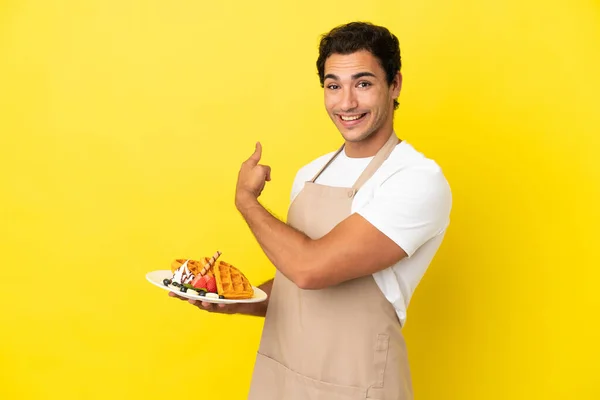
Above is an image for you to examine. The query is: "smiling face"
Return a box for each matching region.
[323,50,401,143]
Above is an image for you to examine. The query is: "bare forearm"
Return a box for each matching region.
[234,146,318,288]
[236,195,313,286]
[232,142,408,293]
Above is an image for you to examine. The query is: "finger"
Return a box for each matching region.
[247,142,262,165]
[169,291,187,300]
[261,164,271,181]
[201,301,213,309]
[189,299,211,310]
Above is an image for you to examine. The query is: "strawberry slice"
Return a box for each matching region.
[191,275,208,290]
[206,276,217,293]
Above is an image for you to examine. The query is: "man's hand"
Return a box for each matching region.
[167,279,273,317]
[236,142,271,211]
[168,291,240,314]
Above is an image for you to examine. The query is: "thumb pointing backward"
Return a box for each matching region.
[248,141,262,164]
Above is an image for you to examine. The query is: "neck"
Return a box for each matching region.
[343,125,396,158]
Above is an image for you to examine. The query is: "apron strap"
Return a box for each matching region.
[352,133,400,191]
[310,133,400,188]
[310,144,345,183]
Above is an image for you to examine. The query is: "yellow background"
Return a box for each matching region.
[1,0,599,399]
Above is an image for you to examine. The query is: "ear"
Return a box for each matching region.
[391,71,402,99]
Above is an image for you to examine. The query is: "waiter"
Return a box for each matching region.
[172,21,452,399]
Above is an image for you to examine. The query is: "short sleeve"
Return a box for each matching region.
[356,167,452,257]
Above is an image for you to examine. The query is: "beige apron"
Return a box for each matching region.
[248,133,413,400]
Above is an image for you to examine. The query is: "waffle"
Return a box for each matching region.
[171,259,187,273]
[213,260,254,299]
[170,259,207,276]
[199,257,215,277]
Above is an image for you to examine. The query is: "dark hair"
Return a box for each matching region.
[316,22,402,109]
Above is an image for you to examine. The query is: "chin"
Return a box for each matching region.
[339,127,374,143]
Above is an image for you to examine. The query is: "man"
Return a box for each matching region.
[171,21,452,399]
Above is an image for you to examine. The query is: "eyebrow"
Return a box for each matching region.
[324,72,377,81]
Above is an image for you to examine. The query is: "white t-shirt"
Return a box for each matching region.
[290,140,452,326]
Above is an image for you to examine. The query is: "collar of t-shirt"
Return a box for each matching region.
[314,148,375,187]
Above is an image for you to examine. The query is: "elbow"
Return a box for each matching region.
[288,239,329,290]
[295,274,319,290]
[292,263,327,290]
[289,262,315,290]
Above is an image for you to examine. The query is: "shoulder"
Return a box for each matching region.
[356,142,452,257]
[364,140,453,231]
[378,141,451,195]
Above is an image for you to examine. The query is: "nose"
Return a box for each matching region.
[340,87,358,112]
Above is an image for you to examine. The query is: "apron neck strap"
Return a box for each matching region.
[309,144,345,183]
[352,133,399,190]
[309,132,400,187]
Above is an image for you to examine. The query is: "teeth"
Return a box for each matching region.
[340,114,364,121]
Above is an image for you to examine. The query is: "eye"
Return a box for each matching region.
[327,84,340,90]
[357,81,372,88]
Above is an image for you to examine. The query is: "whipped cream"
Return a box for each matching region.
[171,260,195,284]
